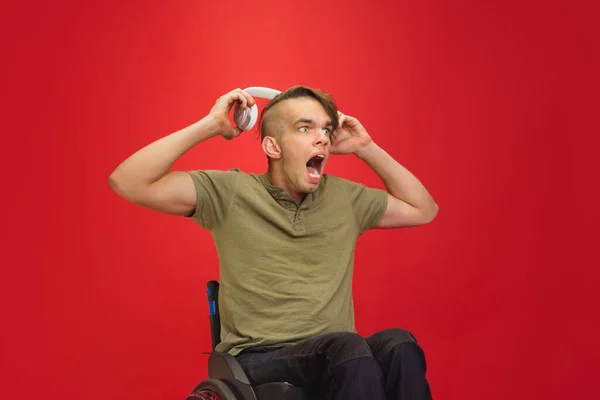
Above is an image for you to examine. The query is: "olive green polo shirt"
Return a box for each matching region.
[187,169,388,355]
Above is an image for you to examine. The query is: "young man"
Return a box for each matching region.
[109,86,438,399]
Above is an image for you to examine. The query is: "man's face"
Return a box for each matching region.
[266,97,335,200]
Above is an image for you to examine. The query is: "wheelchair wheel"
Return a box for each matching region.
[186,378,237,400]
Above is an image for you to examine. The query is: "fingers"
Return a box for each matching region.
[210,88,257,140]
[221,88,256,110]
[223,125,243,140]
[337,111,358,127]
[337,111,347,126]
[231,92,248,110]
[239,89,256,108]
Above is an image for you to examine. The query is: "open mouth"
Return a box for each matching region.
[306,153,325,181]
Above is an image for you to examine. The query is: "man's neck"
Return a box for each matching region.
[265,167,305,202]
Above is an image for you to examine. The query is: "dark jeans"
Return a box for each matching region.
[235,328,432,400]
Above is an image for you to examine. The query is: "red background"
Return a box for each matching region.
[1,0,598,399]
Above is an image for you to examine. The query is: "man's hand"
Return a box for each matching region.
[331,111,374,155]
[209,88,256,140]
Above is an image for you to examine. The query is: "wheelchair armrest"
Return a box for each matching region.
[208,351,258,400]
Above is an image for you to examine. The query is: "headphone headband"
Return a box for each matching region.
[243,87,281,100]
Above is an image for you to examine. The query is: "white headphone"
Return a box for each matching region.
[233,87,281,131]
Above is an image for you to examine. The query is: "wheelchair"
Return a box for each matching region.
[186,281,312,400]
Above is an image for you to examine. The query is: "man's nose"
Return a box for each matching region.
[314,130,330,146]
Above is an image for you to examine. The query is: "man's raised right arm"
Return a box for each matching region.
[108,89,255,216]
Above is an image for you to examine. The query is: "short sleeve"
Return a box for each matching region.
[339,178,389,233]
[186,169,241,230]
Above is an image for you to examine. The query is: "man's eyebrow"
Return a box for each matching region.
[294,118,333,127]
[294,118,314,125]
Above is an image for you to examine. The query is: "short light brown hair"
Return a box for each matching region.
[258,85,339,141]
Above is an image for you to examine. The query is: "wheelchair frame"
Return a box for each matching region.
[186,281,310,400]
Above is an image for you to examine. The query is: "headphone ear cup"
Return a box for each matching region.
[233,103,259,131]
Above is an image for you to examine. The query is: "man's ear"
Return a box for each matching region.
[262,136,282,160]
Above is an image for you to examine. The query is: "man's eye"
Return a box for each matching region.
[299,126,309,133]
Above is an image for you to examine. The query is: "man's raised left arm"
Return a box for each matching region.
[332,111,439,229]
[356,142,438,228]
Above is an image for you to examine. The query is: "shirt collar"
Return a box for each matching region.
[256,173,315,210]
